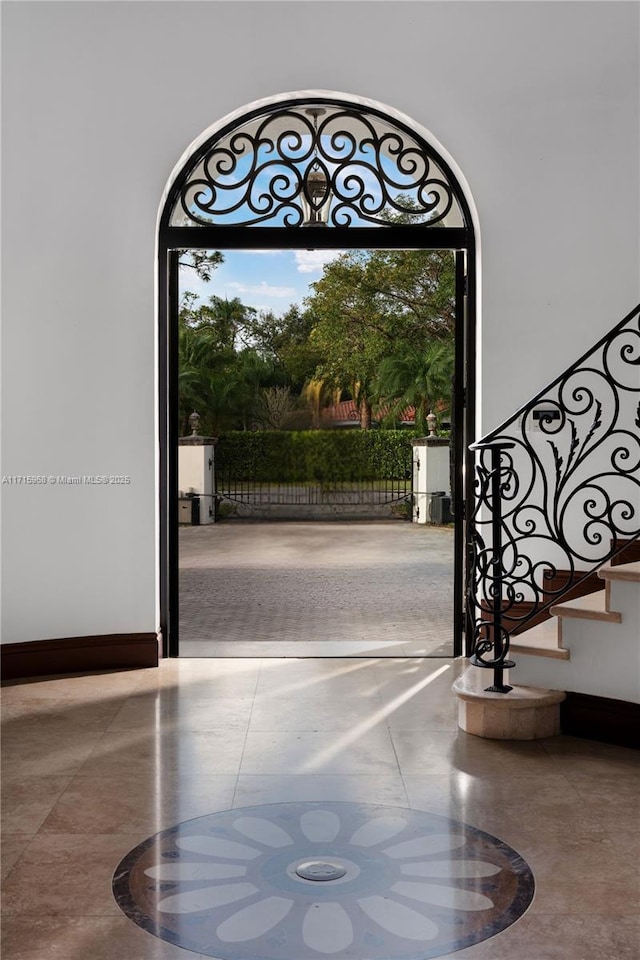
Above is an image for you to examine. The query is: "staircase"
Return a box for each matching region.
[511,560,640,704]
[458,303,640,744]
[455,558,640,743]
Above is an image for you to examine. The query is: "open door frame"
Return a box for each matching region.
[159,230,475,659]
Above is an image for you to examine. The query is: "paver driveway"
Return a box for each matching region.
[179,521,454,657]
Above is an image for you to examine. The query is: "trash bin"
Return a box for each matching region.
[178,493,200,525]
[429,491,453,524]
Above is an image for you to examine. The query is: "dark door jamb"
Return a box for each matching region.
[159,229,476,660]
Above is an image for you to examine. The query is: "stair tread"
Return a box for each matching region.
[550,590,621,622]
[510,619,570,660]
[599,560,640,583]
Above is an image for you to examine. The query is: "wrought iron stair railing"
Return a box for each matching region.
[467,303,640,692]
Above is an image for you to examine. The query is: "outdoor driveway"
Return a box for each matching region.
[179,521,454,657]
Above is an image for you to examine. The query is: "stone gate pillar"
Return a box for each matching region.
[178,412,217,524]
[411,436,451,524]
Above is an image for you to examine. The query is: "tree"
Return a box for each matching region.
[178,289,276,433]
[232,349,283,431]
[178,250,289,433]
[374,339,455,433]
[178,321,237,435]
[244,305,324,391]
[180,293,256,350]
[301,378,342,429]
[303,249,455,427]
[178,334,281,435]
[178,250,224,282]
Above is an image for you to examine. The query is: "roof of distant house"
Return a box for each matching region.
[320,400,416,424]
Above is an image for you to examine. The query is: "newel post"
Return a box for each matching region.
[470,441,516,693]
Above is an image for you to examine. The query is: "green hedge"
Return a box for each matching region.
[215,430,420,483]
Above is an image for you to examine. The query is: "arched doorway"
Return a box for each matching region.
[158,91,478,658]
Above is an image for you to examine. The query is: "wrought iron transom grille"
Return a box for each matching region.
[168,103,464,229]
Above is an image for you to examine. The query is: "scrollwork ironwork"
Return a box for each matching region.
[170,106,462,228]
[467,305,640,681]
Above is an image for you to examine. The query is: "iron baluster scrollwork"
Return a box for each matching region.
[170,106,463,229]
[468,443,516,692]
[467,304,640,686]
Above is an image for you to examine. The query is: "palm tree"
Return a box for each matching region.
[232,349,279,431]
[301,378,345,429]
[178,338,237,435]
[351,378,376,430]
[374,339,455,433]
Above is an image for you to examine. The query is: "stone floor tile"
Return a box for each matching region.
[446,914,640,959]
[540,735,640,776]
[233,773,409,807]
[500,830,640,883]
[1,775,73,834]
[75,727,247,778]
[528,878,640,915]
[0,917,203,960]
[0,836,31,880]
[39,774,236,834]
[254,656,383,699]
[384,695,458,731]
[403,771,584,822]
[391,728,551,777]
[107,692,253,731]
[1,730,104,777]
[248,694,387,732]
[1,697,123,730]
[561,784,640,838]
[0,670,143,701]
[1,835,143,917]
[134,658,262,697]
[566,773,640,808]
[240,727,399,775]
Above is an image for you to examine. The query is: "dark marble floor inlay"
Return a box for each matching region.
[113,801,534,960]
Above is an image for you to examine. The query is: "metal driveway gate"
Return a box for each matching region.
[214,445,413,520]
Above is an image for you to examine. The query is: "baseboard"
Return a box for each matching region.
[1,633,160,682]
[560,691,640,749]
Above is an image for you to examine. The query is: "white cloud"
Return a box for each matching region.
[177,270,211,302]
[294,249,343,274]
[226,281,296,298]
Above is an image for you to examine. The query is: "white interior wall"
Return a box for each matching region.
[2,1,638,645]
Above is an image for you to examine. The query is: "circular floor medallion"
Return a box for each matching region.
[113,801,534,960]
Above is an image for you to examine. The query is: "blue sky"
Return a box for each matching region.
[179,248,344,315]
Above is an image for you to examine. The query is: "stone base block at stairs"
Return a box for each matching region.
[453,666,566,740]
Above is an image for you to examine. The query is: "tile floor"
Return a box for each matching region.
[2,656,640,960]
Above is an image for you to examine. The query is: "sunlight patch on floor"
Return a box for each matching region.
[302,665,451,772]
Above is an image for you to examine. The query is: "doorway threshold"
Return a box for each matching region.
[179,639,453,658]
